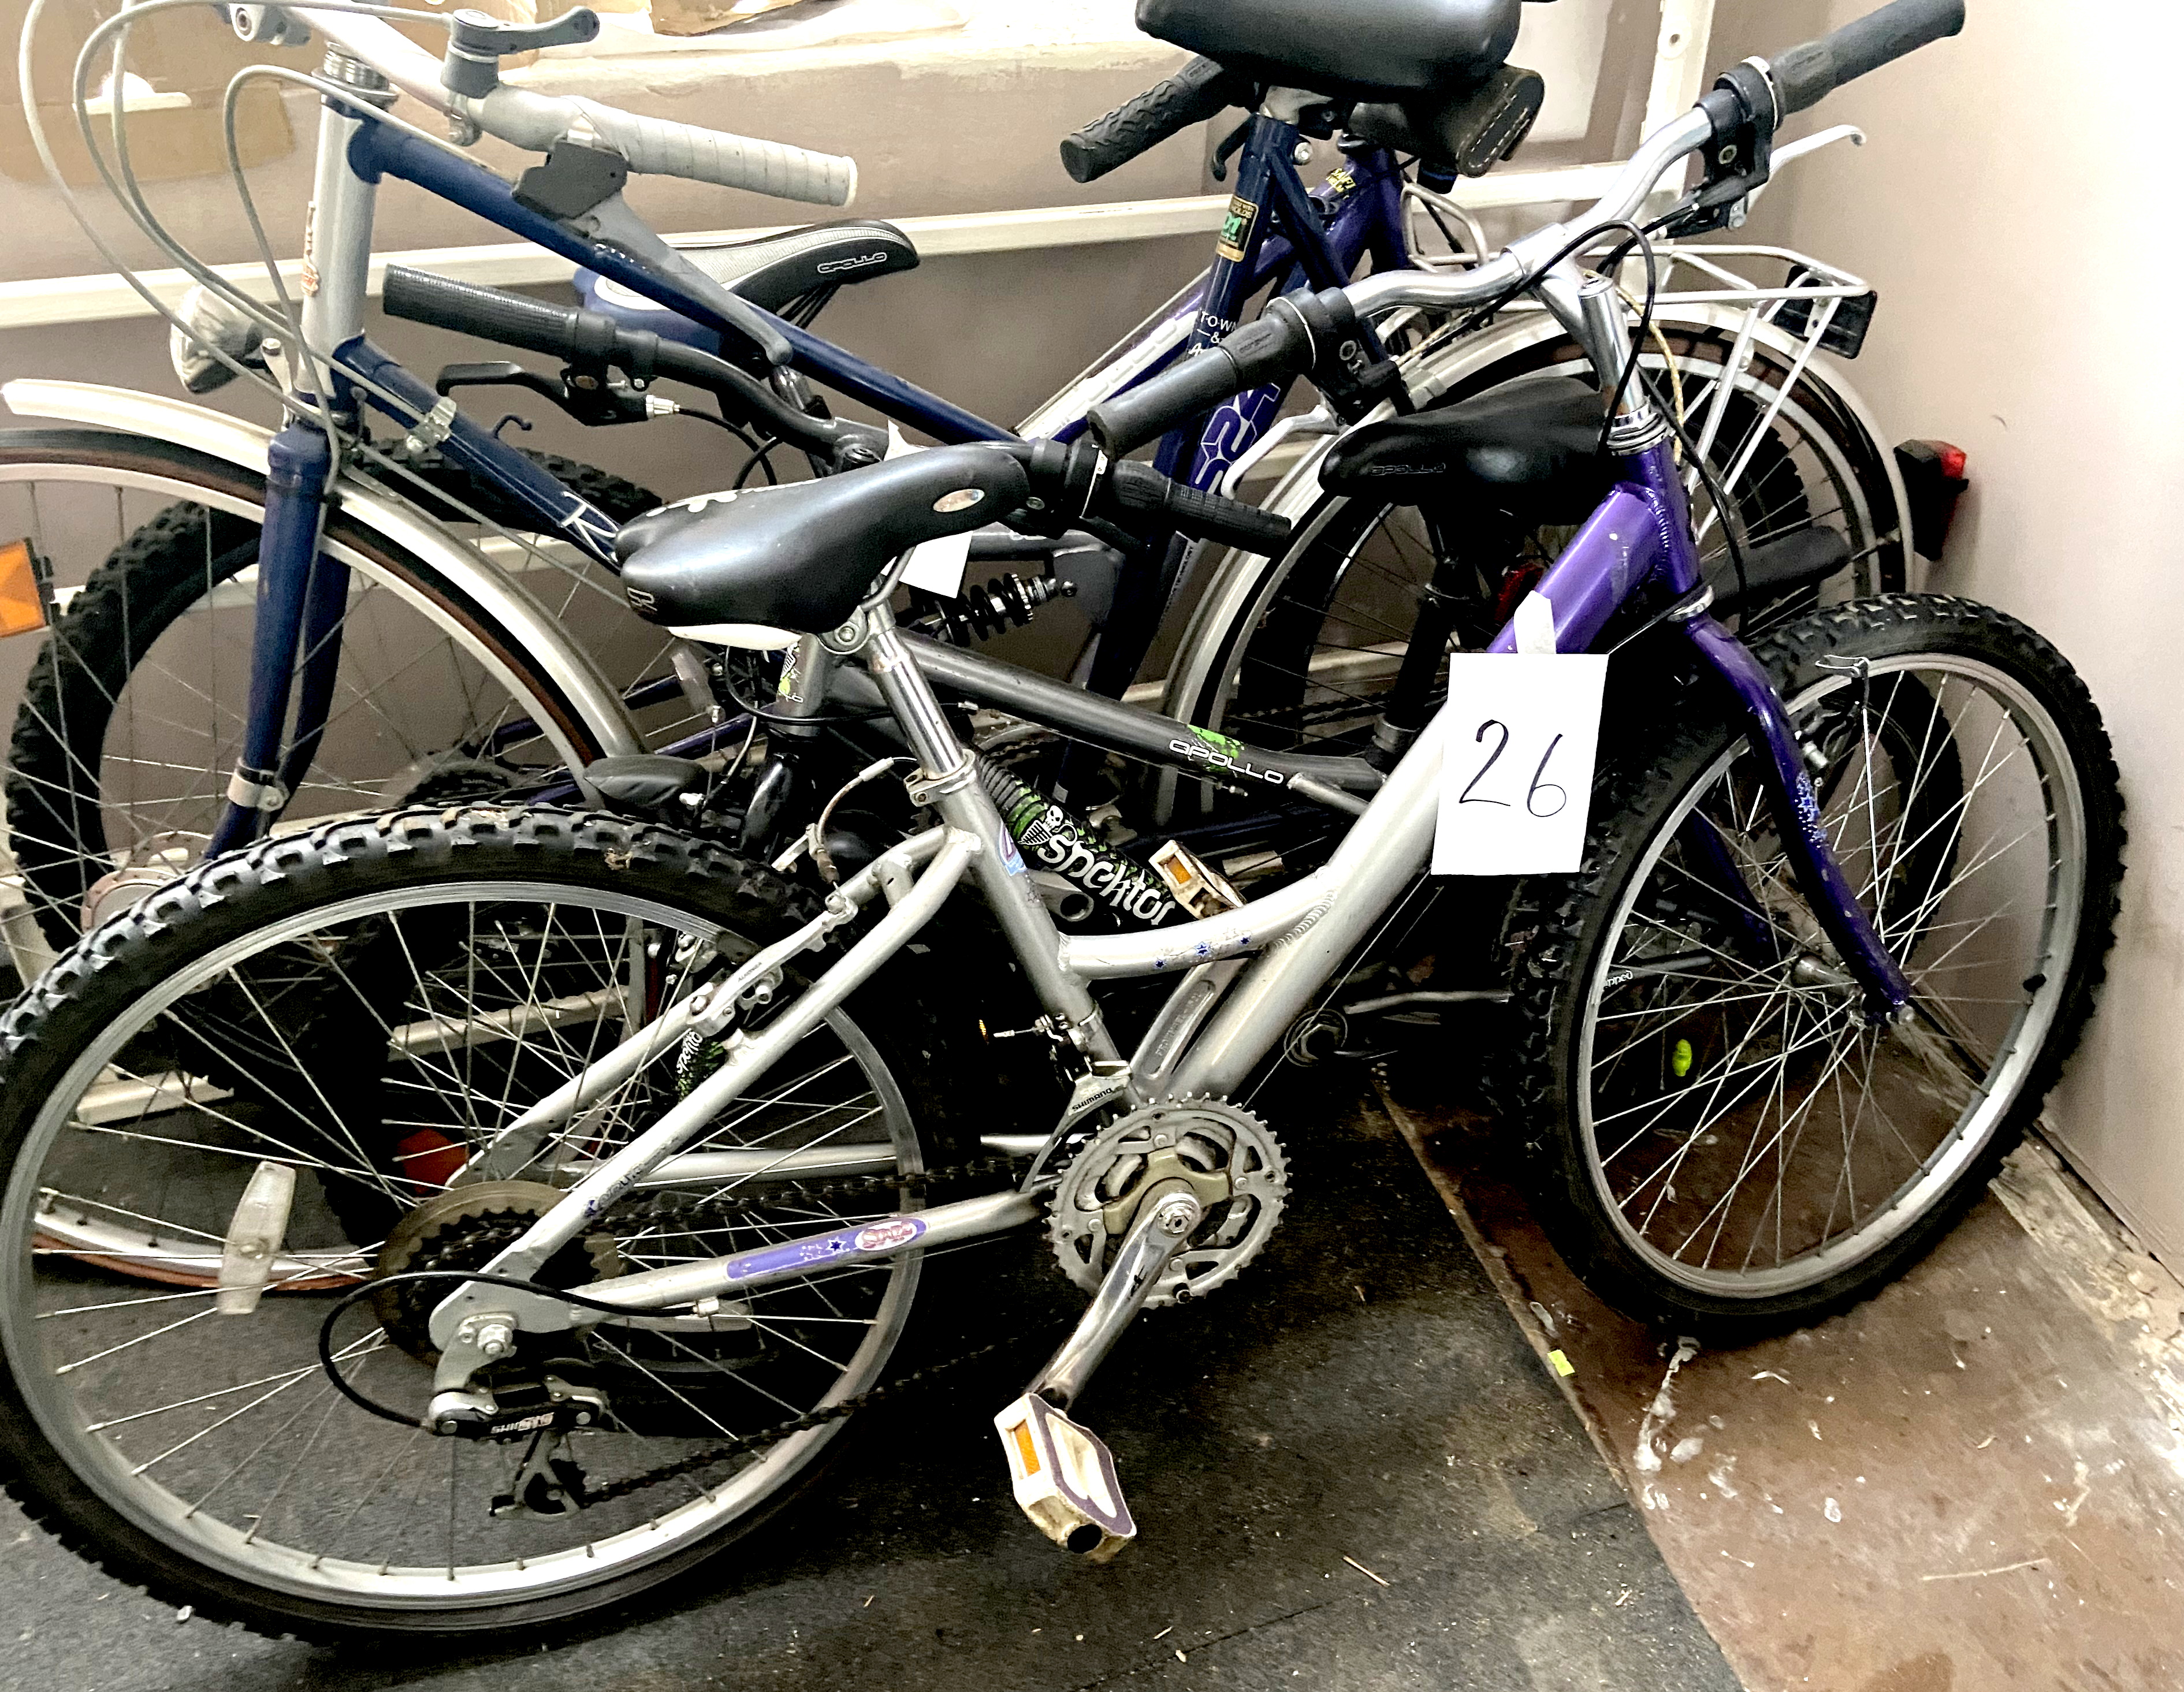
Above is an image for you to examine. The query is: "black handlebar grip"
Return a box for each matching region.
[1059,57,1248,185]
[1087,312,1313,456]
[381,266,607,364]
[1768,0,1965,116]
[1104,460,1293,556]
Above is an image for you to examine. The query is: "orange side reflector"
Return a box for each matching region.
[1010,1419,1042,1477]
[0,540,48,639]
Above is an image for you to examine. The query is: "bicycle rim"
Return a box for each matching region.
[1576,653,2084,1298]
[0,878,922,1612]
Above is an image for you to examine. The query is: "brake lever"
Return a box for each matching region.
[436,361,565,403]
[433,360,655,427]
[578,196,796,371]
[1661,60,1779,237]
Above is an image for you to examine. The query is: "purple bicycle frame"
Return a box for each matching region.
[1491,435,1914,1019]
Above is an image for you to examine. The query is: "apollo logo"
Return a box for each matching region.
[1169,736,1286,785]
[815,251,891,275]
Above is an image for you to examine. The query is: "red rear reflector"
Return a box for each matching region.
[1936,444,1967,480]
[393,1130,468,1189]
[0,540,47,639]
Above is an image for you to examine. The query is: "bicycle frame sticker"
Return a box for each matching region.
[983,760,1187,926]
[1167,730,1286,787]
[1215,194,1259,263]
[724,1216,927,1283]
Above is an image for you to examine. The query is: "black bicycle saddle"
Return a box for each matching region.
[1318,377,1612,525]
[616,446,1030,634]
[1137,0,1520,101]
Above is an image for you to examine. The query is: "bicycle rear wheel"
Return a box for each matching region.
[0,807,942,1639]
[1163,326,1900,788]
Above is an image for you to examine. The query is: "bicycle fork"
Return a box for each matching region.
[206,420,348,858]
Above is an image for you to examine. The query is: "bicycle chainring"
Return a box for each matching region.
[1047,1097,1287,1307]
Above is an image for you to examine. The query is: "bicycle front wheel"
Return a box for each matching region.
[0,431,661,958]
[1505,597,2123,1334]
[0,807,940,1639]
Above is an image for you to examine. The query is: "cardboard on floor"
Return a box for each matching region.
[1390,1080,2184,1692]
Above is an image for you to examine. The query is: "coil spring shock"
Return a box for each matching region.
[913,572,1077,646]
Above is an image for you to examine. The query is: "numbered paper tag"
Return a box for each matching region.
[1433,654,1608,877]
[883,423,973,598]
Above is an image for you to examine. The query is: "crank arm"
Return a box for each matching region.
[1028,1182,1204,1409]
[995,1181,1207,1560]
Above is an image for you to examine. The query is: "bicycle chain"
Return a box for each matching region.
[625,1151,1029,1235]
[575,1151,1039,1508]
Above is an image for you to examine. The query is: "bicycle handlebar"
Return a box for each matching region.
[267,3,856,206]
[1059,57,1253,184]
[457,87,858,207]
[1088,306,1315,456]
[1767,0,1965,117]
[383,263,596,364]
[379,264,846,452]
[1092,0,1966,451]
[1102,459,1292,554]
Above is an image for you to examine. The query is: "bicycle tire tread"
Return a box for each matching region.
[1499,594,2125,1337]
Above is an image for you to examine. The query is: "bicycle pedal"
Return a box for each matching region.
[994,1393,1136,1561]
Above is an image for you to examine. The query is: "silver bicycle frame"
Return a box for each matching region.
[424,587,1446,1379]
[416,85,1813,1398]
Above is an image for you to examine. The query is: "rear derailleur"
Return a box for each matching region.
[432,1366,613,1520]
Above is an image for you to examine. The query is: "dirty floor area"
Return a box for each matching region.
[1392,1074,2184,1692]
[1,1087,1739,1692]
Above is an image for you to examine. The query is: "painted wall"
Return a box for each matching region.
[1735,0,2184,1262]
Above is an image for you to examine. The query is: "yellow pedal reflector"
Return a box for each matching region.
[0,539,49,638]
[994,1392,1135,1561]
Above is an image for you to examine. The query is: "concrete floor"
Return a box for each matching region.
[0,1087,1737,1692]
[1391,1071,2184,1692]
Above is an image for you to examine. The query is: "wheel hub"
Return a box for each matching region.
[373,1180,620,1364]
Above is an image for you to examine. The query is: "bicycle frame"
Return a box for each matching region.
[422,356,1917,1387]
[209,62,1408,856]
